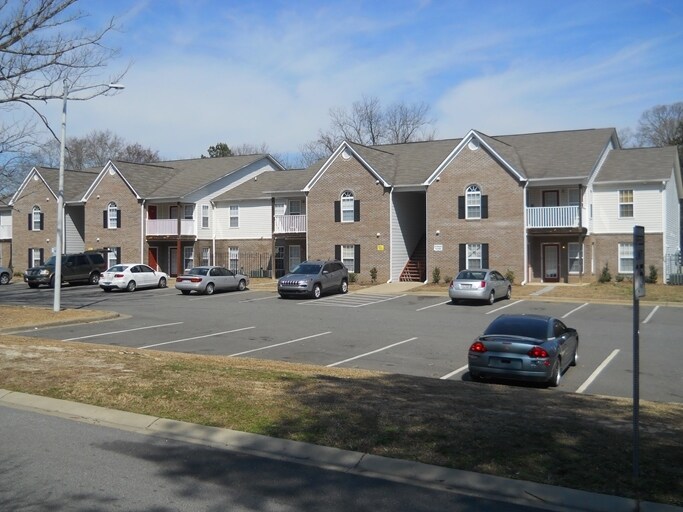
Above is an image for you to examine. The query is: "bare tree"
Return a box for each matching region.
[299,96,436,167]
[635,102,683,147]
[0,0,126,192]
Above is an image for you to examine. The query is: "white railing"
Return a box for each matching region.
[146,219,195,236]
[0,225,11,239]
[526,206,580,228]
[274,214,306,233]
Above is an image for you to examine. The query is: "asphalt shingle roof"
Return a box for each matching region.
[37,167,101,202]
[595,146,678,183]
[214,168,317,201]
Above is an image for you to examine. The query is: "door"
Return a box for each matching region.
[289,245,301,271]
[542,190,559,207]
[148,247,158,270]
[169,247,177,277]
[543,244,560,282]
[148,205,157,220]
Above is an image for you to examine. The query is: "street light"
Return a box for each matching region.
[53,80,125,312]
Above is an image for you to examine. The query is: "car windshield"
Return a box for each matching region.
[44,256,57,266]
[291,264,322,275]
[187,268,209,276]
[107,265,127,272]
[484,317,549,340]
[457,270,487,281]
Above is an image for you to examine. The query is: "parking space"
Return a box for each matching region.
[3,283,681,403]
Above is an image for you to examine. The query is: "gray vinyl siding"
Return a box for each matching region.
[65,206,85,253]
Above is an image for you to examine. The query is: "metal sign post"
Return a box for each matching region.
[633,225,645,480]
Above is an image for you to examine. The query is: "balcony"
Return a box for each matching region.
[526,206,580,229]
[274,214,306,234]
[146,219,195,236]
[0,225,11,239]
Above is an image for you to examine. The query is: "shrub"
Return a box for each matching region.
[432,267,441,284]
[348,272,357,283]
[369,267,378,284]
[505,269,515,284]
[443,276,453,285]
[615,274,624,283]
[598,263,612,283]
[647,265,658,284]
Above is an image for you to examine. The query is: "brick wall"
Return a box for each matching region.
[591,232,664,283]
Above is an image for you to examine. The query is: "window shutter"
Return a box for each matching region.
[354,244,361,273]
[482,243,489,269]
[39,248,44,264]
[335,245,341,260]
[334,201,341,222]
[481,195,488,219]
[354,200,360,222]
[103,210,107,228]
[39,213,44,230]
[458,196,465,219]
[28,213,32,231]
[28,251,31,269]
[116,247,122,264]
[116,210,122,228]
[459,244,466,271]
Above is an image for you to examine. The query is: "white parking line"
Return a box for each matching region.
[300,294,406,308]
[562,302,589,318]
[63,322,183,341]
[576,349,620,394]
[138,326,255,349]
[326,337,418,367]
[240,295,279,303]
[440,365,469,380]
[416,300,451,312]
[643,306,659,324]
[486,300,524,314]
[229,332,332,357]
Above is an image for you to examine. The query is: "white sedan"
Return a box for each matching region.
[100,264,168,292]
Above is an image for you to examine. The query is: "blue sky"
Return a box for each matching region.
[53,0,683,162]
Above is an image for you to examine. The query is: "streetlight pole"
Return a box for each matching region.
[53,81,124,312]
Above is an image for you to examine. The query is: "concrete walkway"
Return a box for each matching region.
[354,281,427,294]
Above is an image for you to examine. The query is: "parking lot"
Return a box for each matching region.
[1,281,681,404]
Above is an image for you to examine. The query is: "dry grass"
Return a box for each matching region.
[1,302,683,505]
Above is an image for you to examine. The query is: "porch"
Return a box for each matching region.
[274,214,306,234]
[146,219,195,236]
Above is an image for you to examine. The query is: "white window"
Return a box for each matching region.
[183,247,194,271]
[568,243,583,274]
[341,244,355,270]
[107,247,119,268]
[201,247,211,266]
[466,185,481,219]
[229,205,239,228]
[30,248,42,267]
[229,247,239,272]
[184,205,194,219]
[341,191,354,222]
[619,242,634,273]
[201,205,209,229]
[107,202,118,229]
[568,189,580,206]
[466,243,482,269]
[619,190,633,218]
[32,206,42,231]
[289,200,302,215]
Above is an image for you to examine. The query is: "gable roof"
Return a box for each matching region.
[595,146,681,184]
[11,166,100,205]
[214,168,318,202]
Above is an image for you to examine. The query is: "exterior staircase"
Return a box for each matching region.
[400,238,426,282]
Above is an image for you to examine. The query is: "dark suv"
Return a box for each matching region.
[278,259,349,299]
[24,251,107,288]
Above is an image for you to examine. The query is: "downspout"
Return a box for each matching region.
[388,187,394,283]
[176,201,182,276]
[271,197,276,280]
[522,182,528,285]
[141,199,146,263]
[211,200,216,266]
[578,184,584,282]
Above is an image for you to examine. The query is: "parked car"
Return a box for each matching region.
[0,266,11,285]
[449,269,511,305]
[24,251,107,288]
[468,314,579,387]
[100,264,168,292]
[278,259,349,299]
[175,266,249,295]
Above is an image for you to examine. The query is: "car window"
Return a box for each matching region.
[491,271,503,280]
[457,271,486,280]
[553,320,566,338]
[141,265,153,273]
[131,266,140,273]
[292,264,322,274]
[224,268,234,277]
[76,255,88,266]
[108,265,126,272]
[209,268,219,276]
[188,268,208,276]
[88,254,105,265]
[484,316,549,340]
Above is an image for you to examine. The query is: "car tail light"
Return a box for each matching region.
[190,277,202,283]
[528,346,549,358]
[469,341,487,353]
[114,274,124,278]
[480,281,487,288]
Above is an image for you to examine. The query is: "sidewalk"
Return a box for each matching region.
[1,388,679,512]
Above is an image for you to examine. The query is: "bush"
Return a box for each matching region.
[598,263,612,283]
[615,274,624,283]
[505,269,515,284]
[369,267,378,284]
[647,265,658,284]
[432,267,441,284]
[348,272,357,283]
[443,276,452,285]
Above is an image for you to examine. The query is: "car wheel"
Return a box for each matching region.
[204,283,215,295]
[549,359,562,387]
[28,282,39,289]
[158,277,167,288]
[89,272,100,285]
[102,287,112,293]
[312,283,322,299]
[126,280,137,292]
[505,286,512,300]
[339,279,348,294]
[469,371,482,382]
[181,290,191,295]
[0,273,9,285]
[571,342,579,367]
[238,279,246,291]
[49,275,55,288]
[278,293,288,299]
[487,290,495,305]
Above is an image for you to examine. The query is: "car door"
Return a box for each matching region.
[553,320,572,369]
[321,263,334,292]
[223,268,238,290]
[492,271,506,297]
[139,265,155,288]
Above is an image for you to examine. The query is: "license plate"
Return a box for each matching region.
[461,284,471,288]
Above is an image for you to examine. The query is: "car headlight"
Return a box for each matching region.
[39,269,50,275]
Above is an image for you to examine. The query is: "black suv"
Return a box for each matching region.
[278,259,349,299]
[24,251,108,288]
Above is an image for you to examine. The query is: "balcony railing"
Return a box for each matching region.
[0,225,11,239]
[526,206,580,228]
[274,214,306,233]
[146,219,195,236]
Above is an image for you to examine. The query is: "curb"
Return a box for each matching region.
[0,310,120,334]
[0,389,680,512]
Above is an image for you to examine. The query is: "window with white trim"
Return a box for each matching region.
[107,247,120,268]
[466,243,482,269]
[201,205,209,228]
[184,205,194,219]
[288,245,301,271]
[619,190,633,218]
[201,247,210,266]
[465,185,481,219]
[618,242,634,273]
[107,202,118,229]
[341,191,354,222]
[30,248,42,267]
[229,205,239,228]
[289,200,301,215]
[229,247,239,272]
[32,206,42,231]
[183,247,194,271]
[568,243,583,274]
[341,244,355,270]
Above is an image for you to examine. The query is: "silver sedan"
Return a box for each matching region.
[175,266,249,295]
[448,269,511,305]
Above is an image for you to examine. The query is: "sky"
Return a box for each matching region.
[38,0,683,164]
